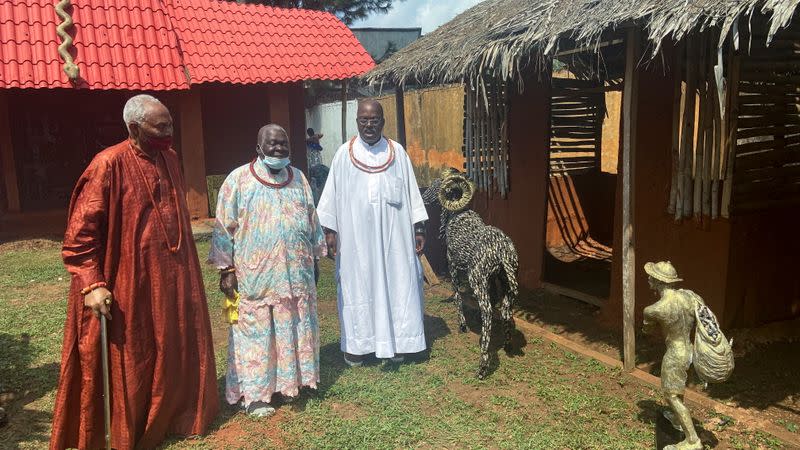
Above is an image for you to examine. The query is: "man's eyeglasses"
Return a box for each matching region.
[357,118,382,126]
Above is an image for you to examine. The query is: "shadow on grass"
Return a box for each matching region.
[0,333,58,449]
[457,300,529,379]
[636,399,721,449]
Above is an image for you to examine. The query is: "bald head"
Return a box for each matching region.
[357,99,384,116]
[258,124,287,143]
[257,123,290,160]
[356,99,385,145]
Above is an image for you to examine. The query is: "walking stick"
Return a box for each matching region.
[100,314,112,450]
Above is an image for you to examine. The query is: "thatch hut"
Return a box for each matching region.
[365,0,800,369]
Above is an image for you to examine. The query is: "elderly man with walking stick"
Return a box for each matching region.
[50,94,219,450]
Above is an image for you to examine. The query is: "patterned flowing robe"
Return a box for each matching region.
[208,163,326,406]
[51,141,219,450]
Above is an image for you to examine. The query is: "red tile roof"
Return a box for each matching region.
[0,0,374,90]
[168,0,375,84]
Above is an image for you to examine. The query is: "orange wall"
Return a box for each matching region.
[472,77,552,289]
[378,85,465,185]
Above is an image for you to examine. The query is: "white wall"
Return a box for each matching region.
[305,100,360,166]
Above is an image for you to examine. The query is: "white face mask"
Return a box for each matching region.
[262,155,290,170]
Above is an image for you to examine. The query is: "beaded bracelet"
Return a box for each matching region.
[80,281,108,295]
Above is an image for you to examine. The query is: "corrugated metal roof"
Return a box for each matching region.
[0,0,374,90]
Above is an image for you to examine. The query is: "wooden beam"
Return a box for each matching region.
[268,83,291,130]
[541,282,605,307]
[0,91,20,212]
[395,86,407,147]
[288,82,308,174]
[621,28,639,372]
[179,90,210,219]
[554,38,625,57]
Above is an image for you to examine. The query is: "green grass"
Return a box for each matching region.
[0,237,786,449]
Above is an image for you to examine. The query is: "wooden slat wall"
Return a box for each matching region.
[549,78,605,175]
[732,28,800,213]
[462,81,510,197]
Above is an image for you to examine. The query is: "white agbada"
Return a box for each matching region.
[317,136,428,358]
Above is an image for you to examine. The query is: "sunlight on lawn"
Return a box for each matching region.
[0,238,781,450]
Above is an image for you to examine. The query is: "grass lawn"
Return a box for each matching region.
[0,237,786,449]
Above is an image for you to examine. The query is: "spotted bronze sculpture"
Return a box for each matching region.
[423,168,519,379]
[643,261,734,450]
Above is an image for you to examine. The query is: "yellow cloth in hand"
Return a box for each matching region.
[224,291,240,324]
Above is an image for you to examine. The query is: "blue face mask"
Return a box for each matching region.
[262,155,290,170]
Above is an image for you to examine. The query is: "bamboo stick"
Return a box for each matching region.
[711,65,722,219]
[465,85,473,177]
[677,36,697,221]
[735,146,800,170]
[472,89,480,185]
[703,34,717,221]
[669,41,685,214]
[694,34,708,222]
[722,53,741,218]
[739,104,800,115]
[736,125,800,139]
[490,81,500,195]
[480,92,489,193]
[737,115,800,128]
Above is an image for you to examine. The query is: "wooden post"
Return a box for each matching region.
[0,91,21,212]
[395,86,407,147]
[178,90,210,219]
[721,53,740,218]
[341,80,348,144]
[288,82,308,174]
[668,41,684,215]
[621,28,639,372]
[268,83,291,129]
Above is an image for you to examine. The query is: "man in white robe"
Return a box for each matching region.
[317,99,428,365]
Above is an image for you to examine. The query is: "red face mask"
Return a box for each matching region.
[140,130,172,152]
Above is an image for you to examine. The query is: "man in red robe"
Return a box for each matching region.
[50,94,219,450]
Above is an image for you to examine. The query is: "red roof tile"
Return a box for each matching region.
[167,0,374,84]
[0,0,188,90]
[0,0,374,90]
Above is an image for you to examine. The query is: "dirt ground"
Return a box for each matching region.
[513,285,800,439]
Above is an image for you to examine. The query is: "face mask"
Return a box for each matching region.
[140,131,172,151]
[262,155,290,170]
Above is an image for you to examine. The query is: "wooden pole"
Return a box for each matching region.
[677,36,697,221]
[668,41,684,215]
[622,28,639,372]
[694,36,707,222]
[341,80,348,144]
[395,86,407,147]
[722,53,741,217]
[179,90,210,219]
[0,91,20,212]
[465,85,473,177]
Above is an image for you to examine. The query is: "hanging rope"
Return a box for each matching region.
[55,0,80,81]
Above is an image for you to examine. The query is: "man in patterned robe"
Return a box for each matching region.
[209,124,326,417]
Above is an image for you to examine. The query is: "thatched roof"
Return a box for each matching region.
[364,0,800,87]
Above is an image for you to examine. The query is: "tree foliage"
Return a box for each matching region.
[233,0,399,25]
